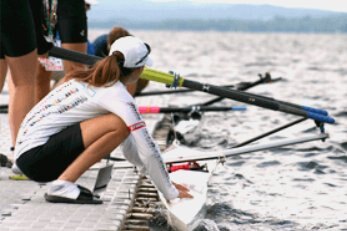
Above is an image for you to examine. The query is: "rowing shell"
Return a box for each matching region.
[158,132,328,230]
[159,145,219,231]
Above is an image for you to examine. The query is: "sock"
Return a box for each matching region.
[11,163,23,174]
[48,180,80,199]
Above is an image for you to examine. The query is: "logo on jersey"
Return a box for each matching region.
[127,102,142,120]
[128,121,146,131]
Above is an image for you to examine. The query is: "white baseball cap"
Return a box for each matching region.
[108,36,153,68]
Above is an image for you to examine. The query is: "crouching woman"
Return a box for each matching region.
[14,36,192,204]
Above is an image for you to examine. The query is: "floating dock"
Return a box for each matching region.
[0,93,171,231]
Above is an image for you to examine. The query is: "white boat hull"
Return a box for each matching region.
[158,133,328,230]
[159,146,218,230]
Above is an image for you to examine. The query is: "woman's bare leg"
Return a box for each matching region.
[0,59,8,93]
[61,43,87,74]
[58,113,130,182]
[35,54,52,102]
[6,49,38,145]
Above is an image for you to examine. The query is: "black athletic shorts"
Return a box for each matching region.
[16,123,85,183]
[0,0,37,58]
[56,0,87,43]
[29,0,53,55]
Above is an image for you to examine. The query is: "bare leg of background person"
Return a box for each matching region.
[61,43,87,74]
[6,50,38,145]
[0,59,8,93]
[35,54,52,102]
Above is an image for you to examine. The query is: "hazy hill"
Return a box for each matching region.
[87,0,347,32]
[88,0,336,22]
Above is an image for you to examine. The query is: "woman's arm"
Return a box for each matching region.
[97,86,179,200]
[126,124,179,200]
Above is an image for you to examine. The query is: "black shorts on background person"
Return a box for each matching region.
[56,0,88,44]
[56,0,88,74]
[0,0,37,58]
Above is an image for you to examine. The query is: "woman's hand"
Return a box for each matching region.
[173,182,193,199]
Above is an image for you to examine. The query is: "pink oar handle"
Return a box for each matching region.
[138,106,161,114]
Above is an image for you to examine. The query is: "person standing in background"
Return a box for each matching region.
[1,0,54,163]
[4,0,89,104]
[1,0,89,169]
[56,0,88,74]
[1,0,54,101]
[31,0,90,102]
[38,0,96,99]
[0,0,38,147]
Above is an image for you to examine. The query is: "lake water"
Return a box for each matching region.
[92,30,347,230]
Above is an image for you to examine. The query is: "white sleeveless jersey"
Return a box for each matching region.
[15,79,178,200]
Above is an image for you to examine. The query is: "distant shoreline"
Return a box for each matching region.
[89,27,347,34]
[88,16,347,33]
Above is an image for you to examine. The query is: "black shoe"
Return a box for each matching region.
[0,153,13,168]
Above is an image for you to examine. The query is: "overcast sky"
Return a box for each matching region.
[151,0,347,13]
